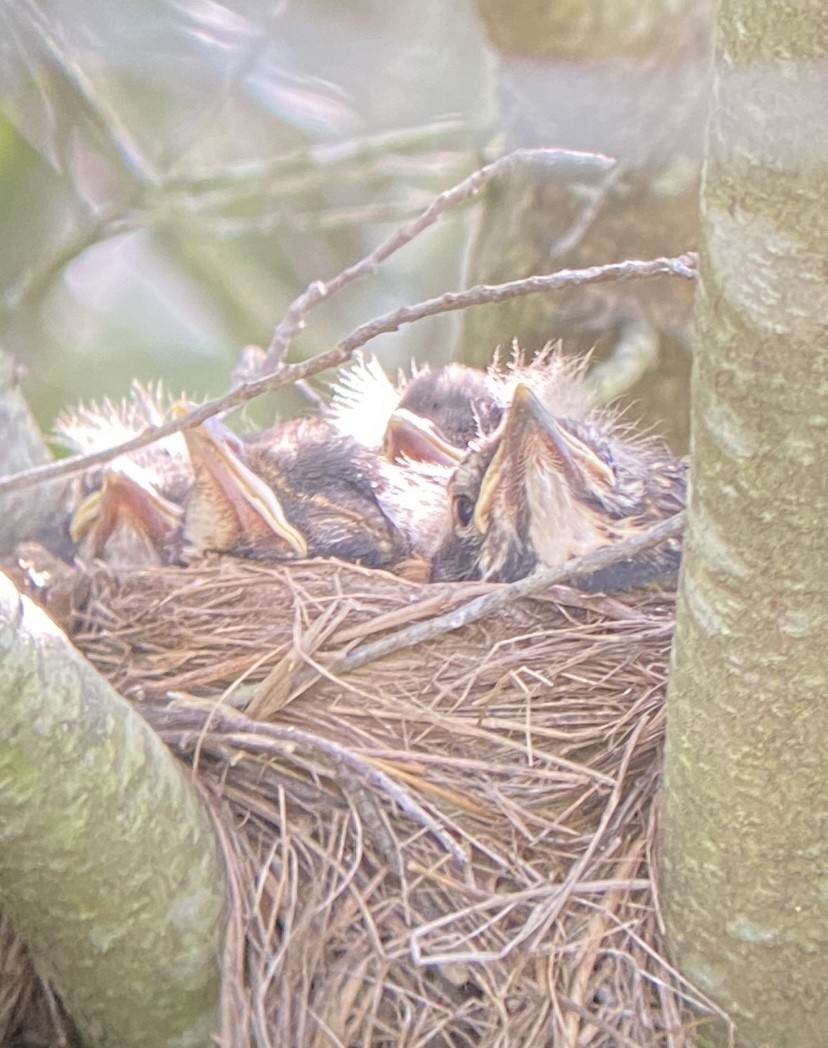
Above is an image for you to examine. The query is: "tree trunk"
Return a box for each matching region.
[461,0,712,450]
[0,573,226,1047]
[0,348,70,558]
[660,1,828,1044]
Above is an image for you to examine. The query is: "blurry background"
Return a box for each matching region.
[0,0,709,447]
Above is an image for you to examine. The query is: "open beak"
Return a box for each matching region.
[383,408,465,467]
[71,462,182,564]
[176,405,308,557]
[474,383,615,533]
[70,490,104,546]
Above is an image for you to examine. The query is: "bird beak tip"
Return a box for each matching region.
[385,410,463,467]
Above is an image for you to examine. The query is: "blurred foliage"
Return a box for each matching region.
[0,0,702,451]
[0,0,490,431]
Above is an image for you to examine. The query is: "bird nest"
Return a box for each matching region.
[3,552,713,1047]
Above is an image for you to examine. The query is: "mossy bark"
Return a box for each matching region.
[0,347,70,557]
[0,573,225,1047]
[660,1,828,1044]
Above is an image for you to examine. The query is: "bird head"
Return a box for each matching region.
[328,357,504,466]
[382,407,465,468]
[70,461,183,567]
[56,383,190,566]
[176,406,308,559]
[432,383,637,583]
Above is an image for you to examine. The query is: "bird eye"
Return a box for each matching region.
[454,494,474,528]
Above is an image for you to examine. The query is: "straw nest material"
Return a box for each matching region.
[5,552,714,1047]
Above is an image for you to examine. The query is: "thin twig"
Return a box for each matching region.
[163,117,469,193]
[548,161,627,261]
[334,511,686,675]
[161,703,469,869]
[262,146,617,368]
[0,255,695,497]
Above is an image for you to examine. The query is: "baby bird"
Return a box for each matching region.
[54,383,189,567]
[325,357,499,559]
[328,346,592,462]
[180,413,410,570]
[430,382,687,591]
[384,363,504,466]
[327,355,504,467]
[328,347,603,564]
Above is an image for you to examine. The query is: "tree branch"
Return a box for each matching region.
[0,253,696,498]
[0,572,226,1048]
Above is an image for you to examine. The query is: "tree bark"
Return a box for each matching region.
[0,347,71,557]
[463,0,712,450]
[0,572,226,1047]
[660,1,828,1044]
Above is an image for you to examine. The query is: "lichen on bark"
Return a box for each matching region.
[0,573,226,1048]
[660,1,828,1044]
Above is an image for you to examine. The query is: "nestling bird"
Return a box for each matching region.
[430,382,687,590]
[69,461,184,567]
[53,348,680,587]
[384,363,504,466]
[54,383,190,567]
[327,347,604,564]
[328,347,593,464]
[57,384,416,571]
[325,356,506,558]
[327,355,504,467]
[180,413,411,569]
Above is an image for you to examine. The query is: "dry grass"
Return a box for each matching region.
[5,555,716,1047]
[0,912,80,1047]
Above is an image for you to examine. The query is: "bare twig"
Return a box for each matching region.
[334,511,687,675]
[262,146,617,368]
[548,161,627,261]
[164,117,470,194]
[3,121,468,315]
[0,255,695,498]
[163,704,468,868]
